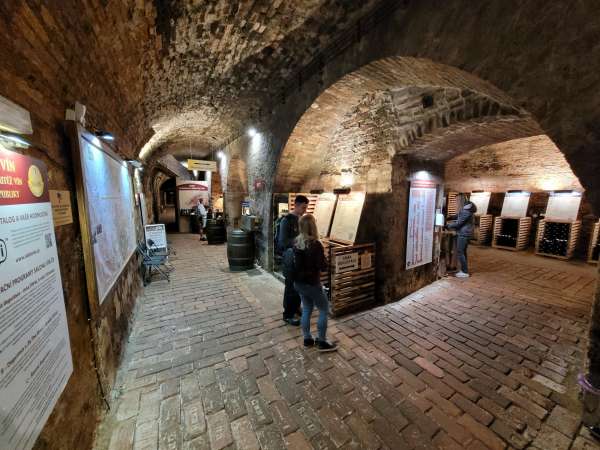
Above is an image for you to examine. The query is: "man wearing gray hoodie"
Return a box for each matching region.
[448,201,477,278]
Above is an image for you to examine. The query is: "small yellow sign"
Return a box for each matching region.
[50,190,73,226]
[187,159,217,172]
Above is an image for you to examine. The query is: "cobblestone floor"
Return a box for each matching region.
[94,234,600,450]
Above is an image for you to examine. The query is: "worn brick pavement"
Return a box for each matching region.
[94,235,600,450]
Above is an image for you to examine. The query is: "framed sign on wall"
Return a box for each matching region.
[406,179,437,269]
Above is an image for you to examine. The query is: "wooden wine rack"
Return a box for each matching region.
[492,216,532,251]
[446,192,459,218]
[288,193,318,215]
[322,239,376,316]
[471,214,493,245]
[589,221,600,264]
[535,219,581,260]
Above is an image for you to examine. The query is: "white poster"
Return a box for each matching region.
[79,136,137,304]
[145,224,167,250]
[0,148,73,450]
[406,180,437,269]
[470,192,491,215]
[501,192,530,218]
[330,192,365,243]
[313,193,336,238]
[176,180,210,210]
[545,194,582,221]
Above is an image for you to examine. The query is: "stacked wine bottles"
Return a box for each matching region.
[535,219,581,260]
[493,217,532,251]
[496,219,519,247]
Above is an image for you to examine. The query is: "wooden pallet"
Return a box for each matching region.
[492,216,532,251]
[589,221,600,264]
[535,219,581,260]
[471,214,493,245]
[322,239,375,316]
[446,192,459,218]
[288,193,318,215]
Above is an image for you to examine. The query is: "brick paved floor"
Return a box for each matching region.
[94,235,600,450]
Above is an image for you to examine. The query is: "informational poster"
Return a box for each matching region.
[0,148,73,450]
[176,180,210,211]
[329,192,365,243]
[501,192,530,218]
[406,180,437,269]
[545,193,582,221]
[335,253,359,273]
[49,190,73,226]
[313,193,336,238]
[78,134,137,304]
[145,224,167,250]
[470,191,491,215]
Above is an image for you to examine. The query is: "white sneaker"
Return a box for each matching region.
[455,271,470,278]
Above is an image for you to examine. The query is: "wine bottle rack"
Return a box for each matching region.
[446,192,459,218]
[492,216,532,251]
[471,214,493,245]
[288,193,319,215]
[589,221,600,264]
[535,219,581,260]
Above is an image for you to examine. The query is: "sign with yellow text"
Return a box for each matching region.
[49,190,73,226]
[187,159,217,172]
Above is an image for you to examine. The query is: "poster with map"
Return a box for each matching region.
[329,192,365,243]
[78,133,136,304]
[313,193,336,238]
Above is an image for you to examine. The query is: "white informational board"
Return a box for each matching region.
[329,192,366,243]
[79,134,137,304]
[0,148,73,450]
[313,193,337,238]
[177,180,210,210]
[501,192,530,218]
[545,194,582,221]
[139,192,148,227]
[470,192,491,215]
[406,180,437,270]
[145,224,167,250]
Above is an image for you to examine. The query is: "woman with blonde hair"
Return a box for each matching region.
[293,214,337,352]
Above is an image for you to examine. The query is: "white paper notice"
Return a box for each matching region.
[0,148,72,450]
[501,192,530,218]
[313,193,336,238]
[545,194,582,221]
[145,224,167,250]
[330,192,366,243]
[470,192,491,216]
[406,180,437,269]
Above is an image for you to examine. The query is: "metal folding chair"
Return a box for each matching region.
[136,242,170,285]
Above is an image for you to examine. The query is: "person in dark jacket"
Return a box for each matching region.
[448,200,477,278]
[293,214,337,352]
[277,195,309,325]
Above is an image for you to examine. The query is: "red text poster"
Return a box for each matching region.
[0,147,73,450]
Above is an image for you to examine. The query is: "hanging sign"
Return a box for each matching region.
[187,159,217,172]
[49,190,73,226]
[406,180,437,269]
[145,224,167,250]
[0,147,73,450]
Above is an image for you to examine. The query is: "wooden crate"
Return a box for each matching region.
[446,192,459,218]
[471,214,493,245]
[492,216,532,251]
[589,221,600,264]
[322,239,375,316]
[535,219,581,260]
[288,193,318,215]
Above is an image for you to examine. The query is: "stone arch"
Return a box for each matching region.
[274,56,546,192]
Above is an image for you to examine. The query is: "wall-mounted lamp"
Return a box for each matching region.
[247,127,257,138]
[333,187,351,195]
[551,190,582,197]
[340,168,354,188]
[94,130,115,141]
[127,160,143,169]
[506,190,530,196]
[217,151,225,159]
[0,132,30,148]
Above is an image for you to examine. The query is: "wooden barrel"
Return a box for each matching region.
[227,229,254,271]
[206,219,226,245]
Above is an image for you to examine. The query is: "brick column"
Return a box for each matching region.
[583,264,600,426]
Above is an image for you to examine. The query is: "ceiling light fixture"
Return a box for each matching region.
[247,127,257,138]
[0,132,30,148]
[94,130,115,141]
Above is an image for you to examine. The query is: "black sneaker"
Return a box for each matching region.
[283,318,300,326]
[316,340,337,352]
[304,338,315,347]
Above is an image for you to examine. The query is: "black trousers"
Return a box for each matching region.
[283,276,301,319]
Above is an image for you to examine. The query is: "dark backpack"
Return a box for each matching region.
[282,247,297,280]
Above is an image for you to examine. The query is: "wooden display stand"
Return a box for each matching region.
[589,221,600,264]
[322,240,376,316]
[446,192,459,218]
[535,219,581,260]
[471,214,493,245]
[492,217,532,251]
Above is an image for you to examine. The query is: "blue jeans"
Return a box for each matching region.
[457,235,469,274]
[294,282,329,341]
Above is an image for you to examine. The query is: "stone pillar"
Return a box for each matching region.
[583,264,600,426]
